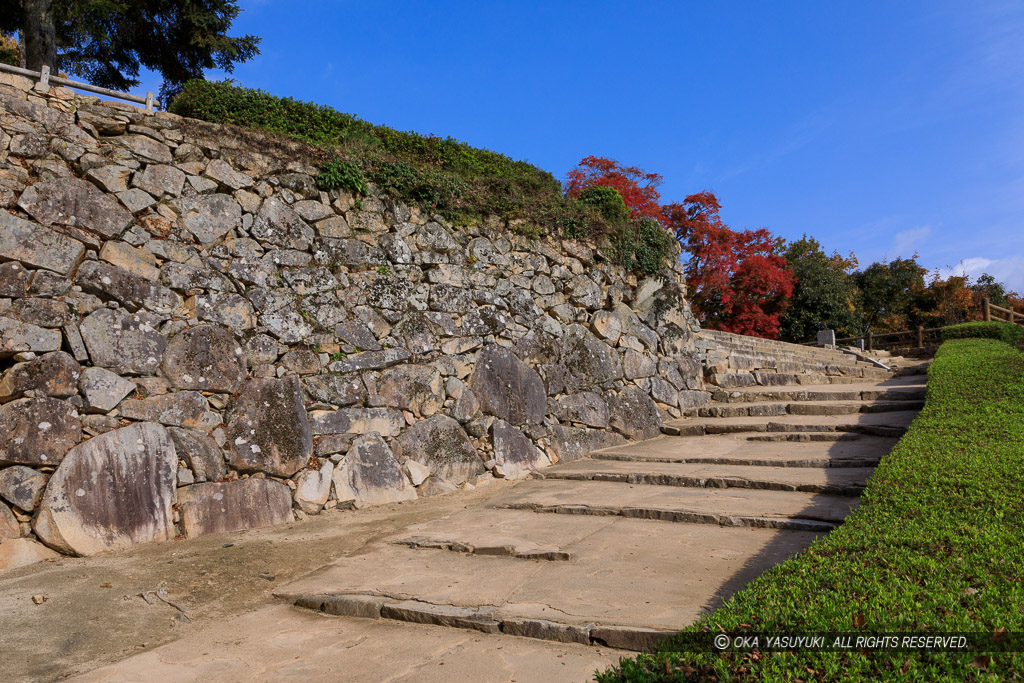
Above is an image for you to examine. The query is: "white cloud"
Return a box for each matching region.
[886,225,932,260]
[940,255,1024,293]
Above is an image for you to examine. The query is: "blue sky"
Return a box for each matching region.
[145,1,1024,290]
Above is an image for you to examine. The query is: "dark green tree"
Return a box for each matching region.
[854,257,929,333]
[970,273,1009,307]
[0,0,259,102]
[779,236,863,342]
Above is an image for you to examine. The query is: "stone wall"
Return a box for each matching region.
[0,72,704,568]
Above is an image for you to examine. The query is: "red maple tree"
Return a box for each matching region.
[564,156,795,338]
[564,156,665,221]
[676,192,794,338]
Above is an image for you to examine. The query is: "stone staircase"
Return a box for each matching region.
[696,328,894,389]
[277,337,928,653]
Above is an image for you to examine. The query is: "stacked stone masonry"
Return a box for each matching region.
[0,72,705,567]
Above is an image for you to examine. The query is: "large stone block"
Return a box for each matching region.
[332,434,416,507]
[227,377,312,476]
[301,373,366,407]
[0,316,62,355]
[0,261,30,297]
[0,501,18,542]
[33,422,177,556]
[0,209,84,275]
[0,465,48,511]
[309,408,405,437]
[251,197,314,250]
[549,425,626,463]
[0,350,80,401]
[375,365,443,416]
[0,397,81,466]
[177,479,292,539]
[469,345,546,426]
[78,366,136,413]
[116,135,172,164]
[392,415,483,483]
[77,261,181,315]
[80,308,167,375]
[294,460,334,514]
[552,392,609,429]
[162,324,246,393]
[167,428,227,484]
[119,391,208,427]
[491,419,550,479]
[608,386,663,440]
[560,324,622,392]
[171,194,241,244]
[18,177,131,239]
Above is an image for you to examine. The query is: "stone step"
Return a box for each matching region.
[696,333,875,364]
[702,345,879,367]
[488,478,859,529]
[537,459,873,496]
[702,355,876,375]
[707,370,893,389]
[292,594,674,651]
[744,432,871,443]
[277,510,824,645]
[661,410,918,438]
[591,433,893,468]
[696,400,922,418]
[714,382,926,404]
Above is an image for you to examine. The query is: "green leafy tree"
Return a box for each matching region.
[0,33,18,66]
[970,273,1010,308]
[854,257,929,333]
[779,236,863,342]
[0,0,259,102]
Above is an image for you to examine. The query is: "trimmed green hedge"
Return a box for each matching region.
[598,337,1024,681]
[941,321,1024,349]
[168,80,677,276]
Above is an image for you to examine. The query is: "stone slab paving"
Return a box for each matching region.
[662,409,920,436]
[70,604,621,683]
[721,376,926,402]
[488,479,859,525]
[540,458,875,495]
[590,433,898,466]
[277,514,822,631]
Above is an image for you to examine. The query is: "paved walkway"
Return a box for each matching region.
[71,370,926,682]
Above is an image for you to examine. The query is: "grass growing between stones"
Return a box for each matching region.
[598,338,1024,682]
[168,80,678,276]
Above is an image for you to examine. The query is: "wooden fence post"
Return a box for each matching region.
[983,297,991,321]
[917,326,924,349]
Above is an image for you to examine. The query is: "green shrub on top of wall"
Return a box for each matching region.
[169,80,681,278]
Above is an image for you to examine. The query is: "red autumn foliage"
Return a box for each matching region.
[677,192,795,338]
[564,157,796,338]
[564,155,665,221]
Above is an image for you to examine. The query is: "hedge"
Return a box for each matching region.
[941,321,1023,349]
[598,337,1024,681]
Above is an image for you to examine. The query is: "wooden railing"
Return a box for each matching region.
[0,62,158,112]
[804,298,1022,352]
[836,327,944,352]
[983,297,1023,326]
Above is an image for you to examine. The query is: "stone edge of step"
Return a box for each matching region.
[290,593,677,651]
